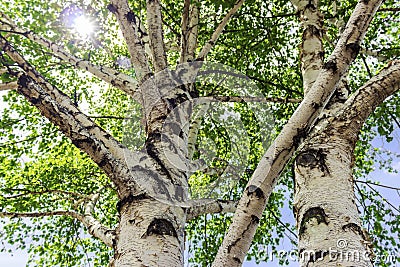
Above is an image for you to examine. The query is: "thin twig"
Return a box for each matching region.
[364,183,400,214]
[197,0,245,60]
[355,180,400,191]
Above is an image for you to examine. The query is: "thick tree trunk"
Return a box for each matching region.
[293,59,400,266]
[294,132,373,266]
[113,198,186,267]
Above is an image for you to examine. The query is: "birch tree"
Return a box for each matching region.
[0,0,399,266]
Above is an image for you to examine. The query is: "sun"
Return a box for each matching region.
[73,15,94,37]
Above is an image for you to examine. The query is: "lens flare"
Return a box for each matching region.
[73,15,94,37]
[60,5,95,38]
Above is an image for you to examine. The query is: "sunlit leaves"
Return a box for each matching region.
[1,0,400,266]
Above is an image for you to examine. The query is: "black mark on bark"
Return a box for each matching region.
[117,194,147,212]
[146,218,177,238]
[233,257,242,264]
[17,74,30,87]
[293,127,308,147]
[247,185,265,199]
[126,11,136,23]
[227,237,241,253]
[300,207,328,235]
[296,148,329,174]
[342,222,362,236]
[346,43,360,58]
[304,250,329,263]
[323,60,338,72]
[251,215,260,224]
[107,4,117,14]
[303,25,321,40]
[146,130,172,180]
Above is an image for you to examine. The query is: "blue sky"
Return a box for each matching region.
[1,87,399,266]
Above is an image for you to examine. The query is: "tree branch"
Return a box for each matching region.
[360,47,388,61]
[213,0,383,265]
[109,0,152,84]
[364,182,400,214]
[0,36,145,196]
[3,189,86,200]
[146,0,168,72]
[0,210,116,247]
[202,95,302,104]
[0,12,138,97]
[186,199,238,220]
[0,81,17,91]
[197,0,245,60]
[179,0,190,63]
[291,0,324,94]
[0,210,79,218]
[330,60,400,140]
[89,115,132,120]
[180,0,199,63]
[109,0,170,133]
[378,8,400,12]
[356,180,400,191]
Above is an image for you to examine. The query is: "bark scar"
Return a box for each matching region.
[299,207,328,235]
[296,148,330,174]
[145,218,178,238]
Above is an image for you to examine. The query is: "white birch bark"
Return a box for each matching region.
[112,199,185,267]
[294,60,400,266]
[290,0,324,94]
[180,0,199,63]
[186,2,199,62]
[294,136,373,266]
[146,0,168,72]
[0,80,18,90]
[186,199,238,221]
[3,0,398,265]
[2,31,189,267]
[0,37,141,195]
[110,0,153,84]
[213,1,383,265]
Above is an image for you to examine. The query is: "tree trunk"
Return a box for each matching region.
[294,131,373,266]
[293,59,400,266]
[113,197,186,267]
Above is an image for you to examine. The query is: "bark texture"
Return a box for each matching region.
[2,0,400,266]
[113,198,185,267]
[294,137,372,266]
[212,1,383,265]
[294,60,400,266]
[291,0,324,94]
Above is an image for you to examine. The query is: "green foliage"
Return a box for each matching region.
[0,0,399,266]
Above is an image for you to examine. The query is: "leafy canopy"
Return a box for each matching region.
[0,0,399,266]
